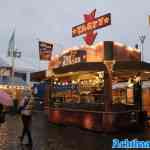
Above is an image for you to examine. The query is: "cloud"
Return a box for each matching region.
[0,0,150,70]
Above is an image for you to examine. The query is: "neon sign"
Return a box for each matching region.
[72,10,111,45]
[72,13,111,37]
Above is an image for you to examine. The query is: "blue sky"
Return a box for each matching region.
[0,0,150,69]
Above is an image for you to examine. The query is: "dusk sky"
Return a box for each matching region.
[0,0,150,70]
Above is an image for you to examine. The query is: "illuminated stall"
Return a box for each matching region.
[33,41,150,132]
[0,67,27,100]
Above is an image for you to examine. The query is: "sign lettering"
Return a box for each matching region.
[72,13,111,37]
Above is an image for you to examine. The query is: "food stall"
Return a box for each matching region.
[32,41,150,132]
[0,67,27,100]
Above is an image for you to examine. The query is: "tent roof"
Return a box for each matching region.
[30,61,150,81]
[0,56,48,73]
[0,57,9,67]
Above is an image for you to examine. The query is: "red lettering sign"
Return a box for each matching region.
[72,10,111,45]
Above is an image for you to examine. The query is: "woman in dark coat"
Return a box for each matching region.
[0,104,5,124]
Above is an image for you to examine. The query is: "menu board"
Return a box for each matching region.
[59,50,87,67]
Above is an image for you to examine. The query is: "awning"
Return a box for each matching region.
[31,61,150,81]
[31,70,46,82]
[53,62,107,74]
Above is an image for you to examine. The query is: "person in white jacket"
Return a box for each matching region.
[19,90,34,146]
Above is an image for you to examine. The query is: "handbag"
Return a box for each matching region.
[18,106,24,114]
[18,97,30,114]
[0,112,5,123]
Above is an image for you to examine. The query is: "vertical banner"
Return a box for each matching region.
[39,41,53,60]
[148,16,150,26]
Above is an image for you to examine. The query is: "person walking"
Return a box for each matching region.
[18,90,34,146]
[0,104,5,125]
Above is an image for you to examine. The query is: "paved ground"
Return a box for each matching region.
[0,112,49,150]
[1,111,150,150]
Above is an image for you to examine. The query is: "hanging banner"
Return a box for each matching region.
[39,41,53,60]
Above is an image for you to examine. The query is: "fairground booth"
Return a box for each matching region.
[31,41,150,132]
[0,66,27,101]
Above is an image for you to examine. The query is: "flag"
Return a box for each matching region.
[39,41,53,60]
[8,30,15,57]
[148,16,150,26]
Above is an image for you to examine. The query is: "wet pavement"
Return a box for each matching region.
[1,111,150,150]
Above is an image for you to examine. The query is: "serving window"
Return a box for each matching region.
[112,88,127,104]
[50,71,104,107]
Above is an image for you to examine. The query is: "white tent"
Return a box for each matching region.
[0,55,48,73]
[0,56,9,67]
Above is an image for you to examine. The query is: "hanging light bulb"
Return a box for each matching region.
[72,80,76,84]
[89,80,92,83]
[55,78,58,81]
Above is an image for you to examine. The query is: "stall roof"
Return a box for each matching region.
[53,61,150,75]
[53,62,107,74]
[31,61,150,81]
[31,70,46,82]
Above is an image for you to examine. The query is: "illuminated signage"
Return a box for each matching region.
[60,50,87,67]
[72,13,111,37]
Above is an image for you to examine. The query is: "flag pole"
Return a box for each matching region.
[36,38,41,71]
[9,29,15,87]
[8,29,21,96]
[11,49,16,99]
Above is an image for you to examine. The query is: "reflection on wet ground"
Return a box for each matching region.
[0,112,150,150]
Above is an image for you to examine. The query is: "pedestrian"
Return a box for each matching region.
[11,98,18,115]
[0,104,5,125]
[18,89,34,146]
